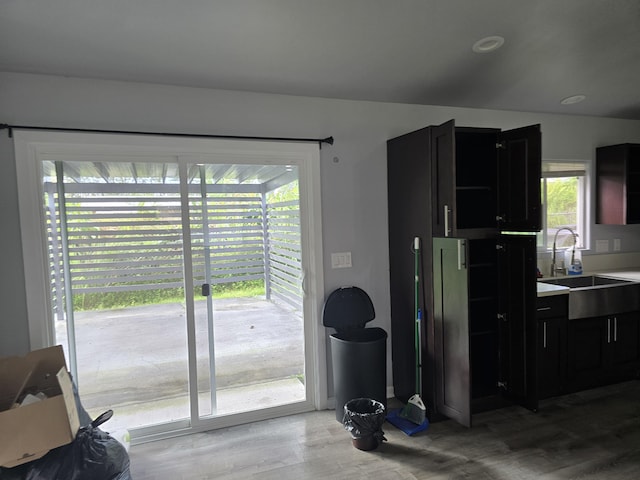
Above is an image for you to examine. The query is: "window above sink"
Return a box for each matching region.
[538,160,588,252]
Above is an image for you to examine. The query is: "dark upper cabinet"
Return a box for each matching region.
[431,120,541,236]
[430,120,457,237]
[596,143,640,224]
[496,125,542,231]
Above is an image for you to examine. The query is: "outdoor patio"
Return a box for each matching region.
[55,297,306,433]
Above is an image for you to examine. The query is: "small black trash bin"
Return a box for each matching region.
[343,398,386,451]
[323,286,387,422]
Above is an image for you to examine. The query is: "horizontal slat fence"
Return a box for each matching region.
[46,187,302,315]
[266,199,303,311]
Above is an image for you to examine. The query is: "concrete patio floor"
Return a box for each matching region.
[55,297,306,433]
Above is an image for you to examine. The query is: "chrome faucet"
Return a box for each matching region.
[550,227,577,277]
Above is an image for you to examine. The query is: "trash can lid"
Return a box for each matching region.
[322,286,375,330]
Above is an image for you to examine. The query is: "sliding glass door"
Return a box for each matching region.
[184,160,306,421]
[14,131,324,442]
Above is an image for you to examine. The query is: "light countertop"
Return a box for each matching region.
[594,270,640,282]
[536,282,569,297]
[536,269,640,297]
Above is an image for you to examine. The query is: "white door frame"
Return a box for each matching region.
[13,130,327,441]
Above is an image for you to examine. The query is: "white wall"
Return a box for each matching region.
[2,72,640,390]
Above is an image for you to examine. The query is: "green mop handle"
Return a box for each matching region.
[414,237,421,395]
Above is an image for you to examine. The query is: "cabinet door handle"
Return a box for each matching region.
[543,321,547,349]
[444,205,451,237]
[607,317,611,343]
[537,306,552,312]
[614,317,617,342]
[457,239,466,270]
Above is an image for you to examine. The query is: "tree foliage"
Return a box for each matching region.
[546,177,578,229]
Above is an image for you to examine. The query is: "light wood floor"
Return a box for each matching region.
[130,381,640,479]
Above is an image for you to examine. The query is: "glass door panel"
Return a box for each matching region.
[46,159,191,432]
[188,162,306,419]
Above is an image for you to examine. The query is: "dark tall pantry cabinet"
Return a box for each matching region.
[387,120,541,427]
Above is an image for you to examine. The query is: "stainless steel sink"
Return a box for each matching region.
[539,275,640,319]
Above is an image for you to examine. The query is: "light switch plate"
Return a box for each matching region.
[613,239,621,251]
[331,252,352,269]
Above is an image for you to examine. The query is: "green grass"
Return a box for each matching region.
[213,283,265,299]
[73,280,266,311]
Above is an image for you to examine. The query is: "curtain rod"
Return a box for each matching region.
[0,123,334,147]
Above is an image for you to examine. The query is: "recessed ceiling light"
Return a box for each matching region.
[560,95,587,105]
[472,36,505,53]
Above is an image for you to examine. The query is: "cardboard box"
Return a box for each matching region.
[0,345,80,468]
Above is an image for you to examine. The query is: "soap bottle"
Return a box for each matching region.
[566,248,583,275]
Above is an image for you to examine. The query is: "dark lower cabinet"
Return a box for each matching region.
[432,236,473,427]
[432,235,536,427]
[536,295,568,400]
[607,312,640,380]
[567,311,640,392]
[535,299,639,399]
[497,235,538,412]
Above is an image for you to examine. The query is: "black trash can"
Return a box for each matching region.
[343,398,386,451]
[323,286,388,422]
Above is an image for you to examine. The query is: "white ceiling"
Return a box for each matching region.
[2,0,640,119]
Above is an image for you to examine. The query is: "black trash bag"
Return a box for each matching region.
[0,466,23,480]
[21,410,131,480]
[342,398,386,445]
[71,377,94,428]
[0,377,130,480]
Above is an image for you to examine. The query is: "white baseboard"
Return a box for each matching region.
[326,386,395,411]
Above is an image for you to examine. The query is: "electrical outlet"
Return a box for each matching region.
[595,240,609,253]
[613,239,621,251]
